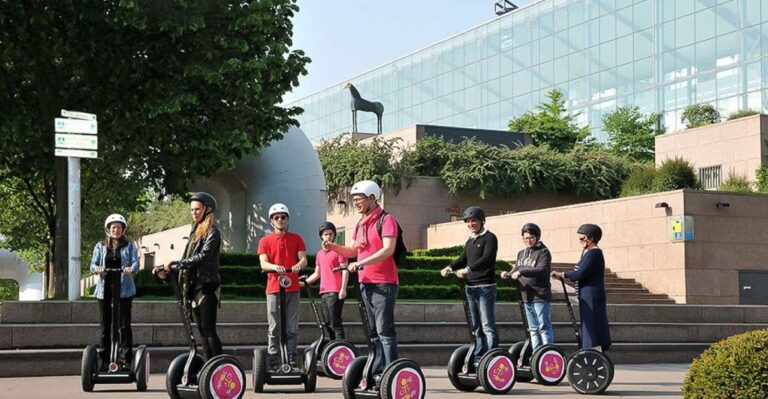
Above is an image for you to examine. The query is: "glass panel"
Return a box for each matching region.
[555,56,570,84]
[569,0,586,27]
[600,0,616,16]
[587,17,600,47]
[746,91,761,112]
[740,0,761,28]
[616,34,633,65]
[599,13,616,43]
[746,60,762,92]
[718,96,738,116]
[500,73,514,100]
[676,14,695,47]
[677,44,695,77]
[634,29,653,60]
[569,51,587,78]
[716,32,738,68]
[695,8,717,41]
[696,72,717,103]
[715,1,737,35]
[634,58,654,90]
[662,51,677,82]
[716,67,738,99]
[616,63,633,94]
[616,6,633,38]
[540,60,554,87]
[660,21,675,52]
[676,1,694,18]
[695,38,717,73]
[742,25,762,61]
[600,40,616,69]
[633,0,653,31]
[661,0,675,23]
[540,35,554,63]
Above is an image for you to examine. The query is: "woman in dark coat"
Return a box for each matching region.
[552,224,611,351]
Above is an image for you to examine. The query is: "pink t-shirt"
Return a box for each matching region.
[316,249,348,293]
[353,213,400,285]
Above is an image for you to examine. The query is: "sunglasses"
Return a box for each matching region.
[272,215,288,221]
[579,236,589,242]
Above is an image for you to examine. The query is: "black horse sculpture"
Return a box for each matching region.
[343,82,384,134]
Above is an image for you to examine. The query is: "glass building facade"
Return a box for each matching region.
[289,0,768,143]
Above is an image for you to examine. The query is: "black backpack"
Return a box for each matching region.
[355,210,408,264]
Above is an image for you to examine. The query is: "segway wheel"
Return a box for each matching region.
[477,348,517,395]
[134,346,150,392]
[252,348,267,393]
[380,358,427,399]
[320,339,358,380]
[531,344,566,386]
[302,347,317,393]
[566,349,614,395]
[341,355,367,399]
[166,353,205,399]
[446,345,478,392]
[81,345,97,392]
[198,354,246,399]
[508,341,534,383]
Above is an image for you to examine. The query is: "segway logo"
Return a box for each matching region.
[487,356,515,391]
[538,350,565,382]
[391,368,423,399]
[326,346,355,376]
[209,364,244,399]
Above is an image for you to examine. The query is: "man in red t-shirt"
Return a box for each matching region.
[257,203,307,369]
[324,180,400,369]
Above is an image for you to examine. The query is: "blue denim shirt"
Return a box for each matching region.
[89,241,139,299]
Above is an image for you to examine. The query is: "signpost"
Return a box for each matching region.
[54,110,98,301]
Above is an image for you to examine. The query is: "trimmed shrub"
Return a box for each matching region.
[756,166,768,193]
[620,163,657,197]
[719,172,752,193]
[727,109,760,121]
[220,252,260,266]
[682,328,768,399]
[652,157,700,192]
[0,279,19,301]
[682,103,721,128]
[411,246,464,257]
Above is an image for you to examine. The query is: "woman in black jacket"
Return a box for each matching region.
[158,192,223,360]
[552,224,612,352]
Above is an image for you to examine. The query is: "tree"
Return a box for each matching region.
[602,106,663,162]
[681,103,721,128]
[0,1,309,297]
[508,89,590,152]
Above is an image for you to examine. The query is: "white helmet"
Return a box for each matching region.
[350,180,381,201]
[104,214,127,230]
[268,203,290,218]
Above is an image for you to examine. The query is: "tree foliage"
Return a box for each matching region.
[508,89,590,152]
[128,197,191,238]
[682,103,721,128]
[602,106,663,162]
[0,0,309,297]
[652,157,701,191]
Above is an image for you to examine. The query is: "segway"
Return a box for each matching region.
[155,264,246,399]
[298,274,358,380]
[335,265,427,399]
[444,270,517,394]
[501,274,567,386]
[252,270,317,393]
[560,278,615,395]
[81,266,149,392]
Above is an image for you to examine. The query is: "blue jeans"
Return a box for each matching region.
[524,301,553,350]
[360,283,399,371]
[466,285,499,359]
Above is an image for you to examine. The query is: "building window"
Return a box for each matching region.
[699,165,722,189]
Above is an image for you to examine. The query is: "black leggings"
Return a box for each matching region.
[322,292,346,340]
[193,295,222,360]
[98,296,133,364]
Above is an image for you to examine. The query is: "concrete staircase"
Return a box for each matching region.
[1,300,766,377]
[552,263,676,304]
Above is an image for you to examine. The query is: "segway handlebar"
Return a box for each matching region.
[331,265,360,273]
[261,269,293,288]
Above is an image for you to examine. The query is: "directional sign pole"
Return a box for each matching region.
[68,157,81,301]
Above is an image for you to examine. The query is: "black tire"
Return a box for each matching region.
[341,355,367,399]
[446,345,478,392]
[303,348,317,393]
[166,353,205,399]
[508,341,534,383]
[380,358,426,399]
[530,344,566,386]
[81,345,97,392]
[198,354,246,399]
[477,348,517,395]
[252,348,267,393]
[134,346,149,392]
[566,349,614,395]
[320,339,358,380]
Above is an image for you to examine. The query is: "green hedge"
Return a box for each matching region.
[410,246,464,257]
[683,328,768,399]
[219,252,317,268]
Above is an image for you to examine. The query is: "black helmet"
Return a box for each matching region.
[577,224,602,244]
[188,192,217,211]
[462,206,486,222]
[318,221,337,237]
[521,223,541,238]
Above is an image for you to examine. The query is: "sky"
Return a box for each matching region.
[284,0,536,104]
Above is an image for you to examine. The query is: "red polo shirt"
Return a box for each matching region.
[257,231,306,294]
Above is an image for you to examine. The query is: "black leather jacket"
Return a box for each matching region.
[178,224,221,293]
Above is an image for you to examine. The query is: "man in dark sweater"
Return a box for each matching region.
[502,223,553,350]
[441,206,499,362]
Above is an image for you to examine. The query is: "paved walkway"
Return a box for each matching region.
[0,364,688,398]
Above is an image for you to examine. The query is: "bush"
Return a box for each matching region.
[652,158,700,192]
[411,246,464,257]
[727,109,761,121]
[620,163,657,197]
[0,279,19,301]
[719,172,752,193]
[682,328,768,399]
[682,104,721,129]
[756,166,768,193]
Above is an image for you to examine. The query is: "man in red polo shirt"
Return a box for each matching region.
[324,180,400,369]
[258,203,307,369]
